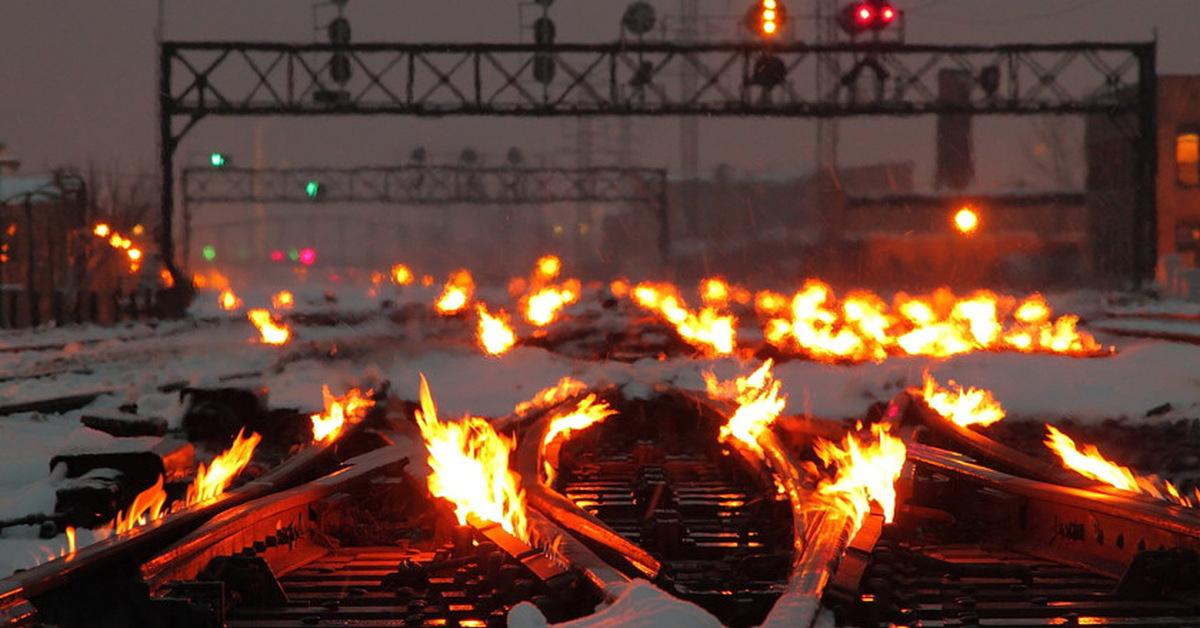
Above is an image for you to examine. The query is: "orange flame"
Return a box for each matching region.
[414,375,529,540]
[632,281,737,356]
[219,288,242,311]
[435,269,475,315]
[524,280,581,327]
[917,372,1006,428]
[534,255,562,282]
[115,475,167,534]
[540,394,616,484]
[392,263,414,285]
[186,429,262,505]
[1042,425,1197,507]
[311,386,375,443]
[93,224,110,237]
[476,304,517,355]
[247,309,291,345]
[514,376,588,416]
[954,207,979,234]
[707,360,786,459]
[63,526,76,560]
[760,280,1104,362]
[271,290,294,310]
[813,423,908,529]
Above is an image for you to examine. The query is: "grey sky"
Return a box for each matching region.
[1,1,1196,188]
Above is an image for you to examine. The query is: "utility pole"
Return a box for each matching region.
[815,0,839,174]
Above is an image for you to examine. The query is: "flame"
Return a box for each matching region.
[436,269,475,315]
[632,282,737,356]
[186,429,262,505]
[540,394,616,484]
[707,360,786,459]
[271,290,294,310]
[93,224,110,237]
[760,280,1104,362]
[514,376,588,416]
[414,375,529,540]
[535,255,562,282]
[311,386,375,443]
[813,423,908,529]
[392,263,414,285]
[115,475,167,534]
[63,526,76,560]
[219,288,242,311]
[917,372,1006,428]
[247,309,291,345]
[1042,425,1196,507]
[516,256,580,327]
[524,280,581,327]
[476,304,517,355]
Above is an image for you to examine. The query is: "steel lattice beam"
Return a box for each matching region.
[157,40,1157,295]
[181,165,669,268]
[181,165,665,206]
[161,41,1150,120]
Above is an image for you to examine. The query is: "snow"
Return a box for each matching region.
[2,281,1200,623]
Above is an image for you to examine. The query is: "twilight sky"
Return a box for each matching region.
[1,1,1197,190]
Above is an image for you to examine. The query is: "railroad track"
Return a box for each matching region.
[4,378,1200,628]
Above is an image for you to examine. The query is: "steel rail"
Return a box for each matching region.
[906,441,1200,578]
[0,427,379,625]
[511,394,665,582]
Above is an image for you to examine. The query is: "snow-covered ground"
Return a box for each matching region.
[1,279,1199,625]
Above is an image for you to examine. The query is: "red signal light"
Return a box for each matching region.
[839,1,900,35]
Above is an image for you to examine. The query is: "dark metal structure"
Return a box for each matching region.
[181,164,667,269]
[159,41,1156,287]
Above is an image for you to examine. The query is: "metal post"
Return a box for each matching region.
[1134,43,1158,287]
[158,43,181,289]
[24,195,37,327]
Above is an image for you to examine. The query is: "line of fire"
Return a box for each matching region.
[5,2,1200,628]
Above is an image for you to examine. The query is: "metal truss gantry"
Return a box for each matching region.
[159,40,1156,285]
[181,164,668,265]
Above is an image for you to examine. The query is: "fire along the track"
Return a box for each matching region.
[513,255,582,328]
[475,304,517,356]
[538,394,616,485]
[414,374,530,542]
[811,423,908,529]
[706,359,786,459]
[914,373,1200,508]
[435,269,476,316]
[112,429,262,536]
[311,386,376,444]
[247,308,291,345]
[918,371,1006,427]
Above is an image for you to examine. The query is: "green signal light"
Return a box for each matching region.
[202,245,216,262]
[288,248,300,262]
[305,181,321,198]
[209,152,227,168]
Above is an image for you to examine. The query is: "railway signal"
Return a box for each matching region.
[208,152,228,168]
[745,0,787,38]
[838,0,900,36]
[305,181,322,199]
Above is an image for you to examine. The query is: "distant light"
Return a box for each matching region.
[305,181,321,198]
[857,5,873,22]
[269,249,284,262]
[763,0,776,8]
[202,245,217,262]
[880,5,897,22]
[93,224,110,238]
[127,248,143,261]
[132,224,145,236]
[763,19,777,33]
[954,207,979,234]
[288,248,300,262]
[209,152,228,168]
[298,248,317,266]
